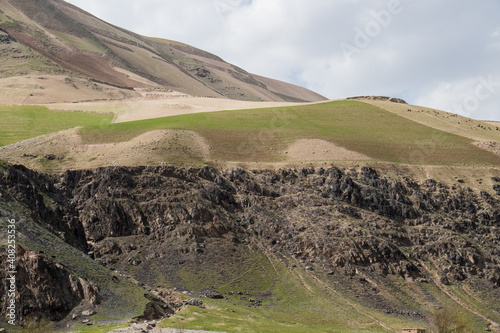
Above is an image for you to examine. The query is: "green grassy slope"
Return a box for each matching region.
[156,247,491,333]
[79,100,500,166]
[0,106,113,146]
[157,249,411,332]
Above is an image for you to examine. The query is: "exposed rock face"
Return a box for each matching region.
[200,288,224,299]
[0,32,16,44]
[347,96,408,104]
[1,163,499,321]
[1,165,88,251]
[0,246,100,322]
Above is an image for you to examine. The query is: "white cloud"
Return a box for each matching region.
[65,0,500,121]
[416,75,500,120]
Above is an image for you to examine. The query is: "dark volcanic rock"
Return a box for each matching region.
[0,33,16,44]
[2,165,88,251]
[1,163,499,322]
[0,246,100,323]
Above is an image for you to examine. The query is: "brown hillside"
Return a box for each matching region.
[0,0,327,102]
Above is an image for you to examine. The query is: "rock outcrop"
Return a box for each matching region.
[0,246,100,322]
[1,163,499,323]
[347,96,408,104]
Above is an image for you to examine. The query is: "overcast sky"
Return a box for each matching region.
[65,0,500,121]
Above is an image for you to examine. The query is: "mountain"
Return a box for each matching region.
[0,0,326,103]
[0,1,500,332]
[1,100,499,333]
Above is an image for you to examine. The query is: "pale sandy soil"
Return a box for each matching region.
[485,120,500,127]
[0,75,140,104]
[285,139,371,161]
[114,67,161,86]
[110,328,225,333]
[0,73,323,124]
[1,127,498,195]
[1,129,374,171]
[0,128,210,171]
[2,93,497,184]
[44,97,301,123]
[473,140,500,156]
[361,99,500,142]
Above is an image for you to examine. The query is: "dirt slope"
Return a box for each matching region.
[0,0,327,103]
[0,127,210,171]
[44,96,301,123]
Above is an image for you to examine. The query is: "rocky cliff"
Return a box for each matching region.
[1,163,499,329]
[0,246,100,322]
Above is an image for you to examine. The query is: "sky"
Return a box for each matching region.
[65,0,500,121]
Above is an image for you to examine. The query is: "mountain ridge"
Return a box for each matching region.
[0,0,326,103]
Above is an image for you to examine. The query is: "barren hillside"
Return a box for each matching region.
[0,0,327,103]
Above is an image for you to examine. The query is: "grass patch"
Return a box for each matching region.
[416,262,492,332]
[50,30,108,54]
[158,250,418,332]
[152,245,278,294]
[185,250,275,293]
[446,284,500,324]
[0,42,63,78]
[79,101,500,166]
[0,9,16,26]
[0,105,113,146]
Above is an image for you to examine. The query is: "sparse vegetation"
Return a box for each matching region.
[20,316,54,333]
[0,204,152,326]
[428,307,471,333]
[0,42,63,78]
[1,0,325,105]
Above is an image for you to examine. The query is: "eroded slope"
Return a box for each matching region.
[1,163,499,331]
